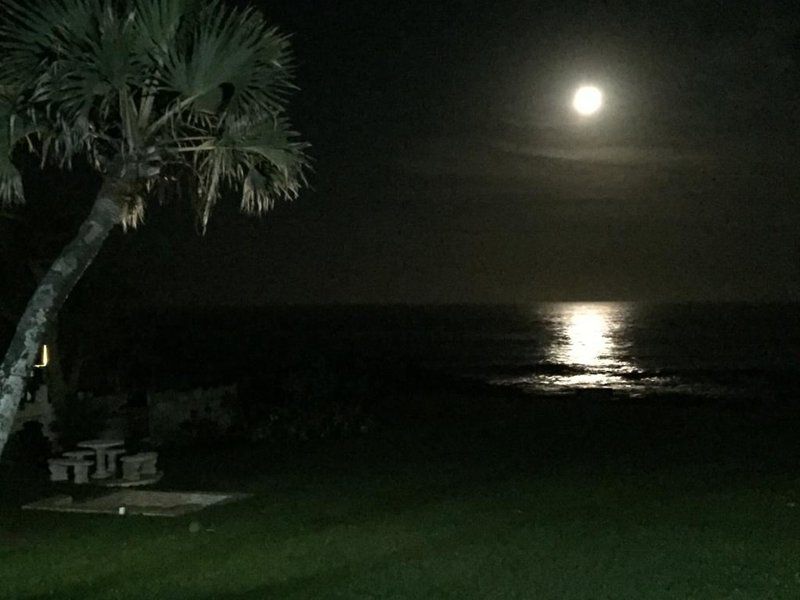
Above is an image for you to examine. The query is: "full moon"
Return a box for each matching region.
[572,85,603,116]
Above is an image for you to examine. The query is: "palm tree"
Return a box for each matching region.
[0,0,308,458]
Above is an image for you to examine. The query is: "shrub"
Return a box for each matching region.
[5,421,52,465]
[235,356,382,444]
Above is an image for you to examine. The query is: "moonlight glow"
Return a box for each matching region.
[565,308,609,366]
[573,85,603,116]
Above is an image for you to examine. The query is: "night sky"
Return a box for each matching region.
[47,1,800,304]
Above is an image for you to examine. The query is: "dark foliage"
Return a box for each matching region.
[232,356,389,444]
[50,394,108,450]
[5,421,51,465]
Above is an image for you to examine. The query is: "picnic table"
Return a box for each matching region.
[77,439,124,479]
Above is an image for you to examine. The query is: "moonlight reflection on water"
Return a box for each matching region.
[547,303,633,387]
[564,307,610,366]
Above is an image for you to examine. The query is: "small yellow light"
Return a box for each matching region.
[35,344,49,368]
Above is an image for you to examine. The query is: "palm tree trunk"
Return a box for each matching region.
[0,184,123,459]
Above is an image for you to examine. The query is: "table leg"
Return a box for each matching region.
[92,449,110,478]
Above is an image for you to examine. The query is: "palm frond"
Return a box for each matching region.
[0,0,309,224]
[161,1,294,118]
[0,1,105,92]
[132,0,202,56]
[177,115,307,229]
[1,0,146,165]
[0,156,24,206]
[0,98,36,205]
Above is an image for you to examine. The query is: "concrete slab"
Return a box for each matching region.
[22,490,250,517]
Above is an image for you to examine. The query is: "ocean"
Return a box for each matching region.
[135,303,800,401]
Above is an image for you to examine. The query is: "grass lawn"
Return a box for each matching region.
[3,393,800,599]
